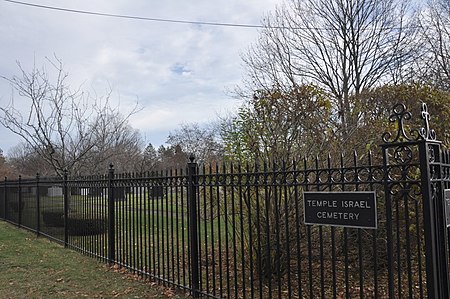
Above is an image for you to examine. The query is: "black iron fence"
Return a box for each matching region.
[1,103,450,298]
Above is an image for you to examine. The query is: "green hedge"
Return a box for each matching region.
[42,211,64,227]
[42,211,107,236]
[67,216,107,236]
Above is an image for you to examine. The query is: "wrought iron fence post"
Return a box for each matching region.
[381,144,395,299]
[382,103,450,299]
[63,169,69,247]
[0,179,2,220]
[18,175,22,228]
[187,154,200,298]
[416,103,450,299]
[3,177,6,221]
[108,164,115,264]
[419,140,450,299]
[36,173,40,236]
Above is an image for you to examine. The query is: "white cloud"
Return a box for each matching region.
[0,0,281,153]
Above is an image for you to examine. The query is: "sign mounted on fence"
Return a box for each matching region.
[303,191,377,229]
[444,189,450,228]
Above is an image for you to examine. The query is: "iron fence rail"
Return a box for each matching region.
[0,103,449,298]
[0,154,427,298]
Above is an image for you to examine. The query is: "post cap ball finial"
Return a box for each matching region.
[189,153,195,163]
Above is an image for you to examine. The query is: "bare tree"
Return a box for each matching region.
[166,122,224,164]
[0,57,140,177]
[240,0,417,141]
[417,0,450,90]
[73,111,144,174]
[7,143,54,177]
[0,148,18,179]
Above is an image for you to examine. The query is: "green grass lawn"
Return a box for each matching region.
[0,221,189,299]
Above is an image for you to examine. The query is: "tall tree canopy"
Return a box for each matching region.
[240,0,417,141]
[222,84,332,162]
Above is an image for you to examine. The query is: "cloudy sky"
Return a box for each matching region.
[0,0,281,155]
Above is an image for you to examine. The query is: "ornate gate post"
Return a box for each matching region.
[417,105,450,299]
[382,103,450,299]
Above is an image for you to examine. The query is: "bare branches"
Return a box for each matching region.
[0,58,141,177]
[417,0,450,90]
[240,0,417,140]
[166,122,224,164]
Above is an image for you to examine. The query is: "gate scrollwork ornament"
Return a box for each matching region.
[382,102,437,143]
[418,103,437,141]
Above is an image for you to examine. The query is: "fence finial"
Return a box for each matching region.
[382,102,437,143]
[189,153,195,163]
[382,103,412,143]
[418,103,436,141]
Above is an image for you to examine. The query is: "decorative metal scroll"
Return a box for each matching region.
[382,103,437,143]
[418,103,437,140]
